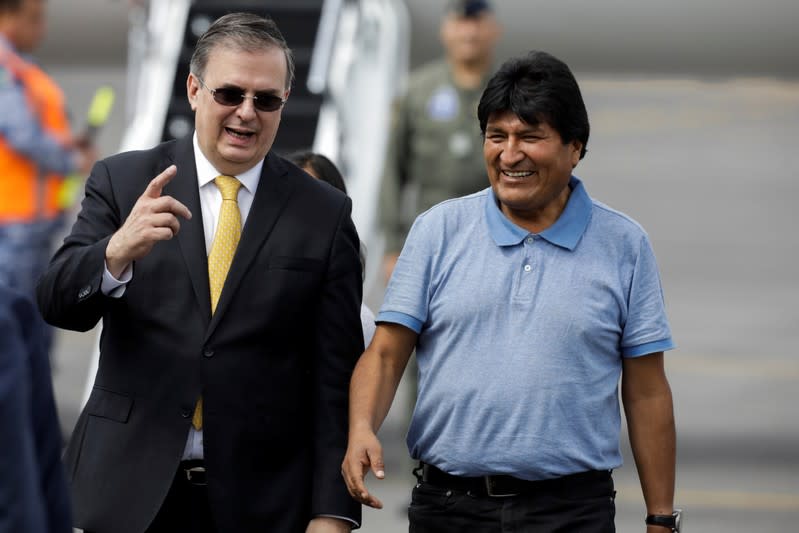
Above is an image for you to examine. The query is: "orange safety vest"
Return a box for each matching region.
[0,45,72,223]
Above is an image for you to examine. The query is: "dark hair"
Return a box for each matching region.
[0,0,24,13]
[190,12,295,91]
[288,151,347,195]
[477,50,589,159]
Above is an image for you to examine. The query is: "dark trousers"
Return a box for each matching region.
[82,465,216,533]
[144,464,217,533]
[83,464,216,533]
[408,469,616,533]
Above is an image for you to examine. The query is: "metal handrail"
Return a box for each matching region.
[307,0,344,95]
[321,0,409,305]
[119,0,191,152]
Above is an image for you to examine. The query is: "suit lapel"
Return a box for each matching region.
[206,152,294,338]
[166,135,212,325]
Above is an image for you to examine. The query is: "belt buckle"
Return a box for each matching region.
[185,466,207,486]
[484,476,518,498]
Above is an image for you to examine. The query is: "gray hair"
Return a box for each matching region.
[189,12,295,91]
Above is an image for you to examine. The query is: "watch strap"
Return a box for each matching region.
[645,513,676,529]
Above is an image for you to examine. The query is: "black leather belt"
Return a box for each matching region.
[420,462,611,498]
[180,460,207,486]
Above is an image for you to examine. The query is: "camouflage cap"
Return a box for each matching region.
[446,0,493,17]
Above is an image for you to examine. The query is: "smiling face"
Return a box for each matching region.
[187,44,289,176]
[484,110,583,232]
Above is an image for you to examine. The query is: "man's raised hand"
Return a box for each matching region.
[105,165,192,277]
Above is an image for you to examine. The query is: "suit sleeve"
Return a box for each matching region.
[36,159,122,331]
[310,197,364,524]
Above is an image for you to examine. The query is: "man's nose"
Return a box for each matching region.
[236,96,258,119]
[500,139,525,165]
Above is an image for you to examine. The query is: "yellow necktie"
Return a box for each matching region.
[192,175,242,430]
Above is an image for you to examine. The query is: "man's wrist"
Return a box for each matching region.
[105,235,130,279]
[645,508,682,531]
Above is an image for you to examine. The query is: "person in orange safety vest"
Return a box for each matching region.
[0,0,96,355]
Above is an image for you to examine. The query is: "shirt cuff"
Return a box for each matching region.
[315,515,359,529]
[622,338,675,357]
[101,262,133,298]
[376,310,423,333]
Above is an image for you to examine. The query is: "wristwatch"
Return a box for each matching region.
[645,508,682,531]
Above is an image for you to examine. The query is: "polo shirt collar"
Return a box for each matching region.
[485,176,592,251]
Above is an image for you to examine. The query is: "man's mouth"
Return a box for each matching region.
[502,170,535,178]
[225,127,255,140]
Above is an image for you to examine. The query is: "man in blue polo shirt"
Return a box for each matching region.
[343,50,680,532]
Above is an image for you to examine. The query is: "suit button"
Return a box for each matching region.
[78,285,92,300]
[181,407,191,418]
[203,348,214,358]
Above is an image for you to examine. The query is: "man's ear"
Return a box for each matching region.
[571,139,583,167]
[187,73,200,111]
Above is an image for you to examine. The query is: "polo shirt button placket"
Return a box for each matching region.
[524,236,535,273]
[516,235,536,301]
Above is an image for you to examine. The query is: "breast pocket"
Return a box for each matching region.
[245,256,326,323]
[85,386,134,423]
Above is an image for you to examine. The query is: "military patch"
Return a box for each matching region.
[426,85,459,122]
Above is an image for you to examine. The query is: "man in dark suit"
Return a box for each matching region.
[36,13,362,533]
[0,284,71,533]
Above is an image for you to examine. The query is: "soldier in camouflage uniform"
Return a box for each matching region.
[380,0,501,280]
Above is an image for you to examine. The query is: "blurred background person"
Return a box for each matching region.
[379,0,500,282]
[0,0,96,355]
[0,283,71,533]
[289,150,377,347]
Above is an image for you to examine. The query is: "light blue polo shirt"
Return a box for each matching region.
[378,176,674,480]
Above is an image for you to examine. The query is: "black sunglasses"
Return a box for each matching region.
[195,75,286,112]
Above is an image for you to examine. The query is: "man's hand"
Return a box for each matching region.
[341,427,386,509]
[305,517,352,532]
[105,165,191,277]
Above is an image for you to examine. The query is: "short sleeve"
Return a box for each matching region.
[620,234,675,357]
[377,212,437,333]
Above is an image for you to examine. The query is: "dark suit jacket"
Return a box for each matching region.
[36,135,364,533]
[0,285,71,533]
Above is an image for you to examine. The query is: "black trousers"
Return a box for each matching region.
[83,465,216,533]
[408,469,616,533]
[143,464,216,533]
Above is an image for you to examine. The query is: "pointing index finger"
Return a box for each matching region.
[145,165,177,198]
